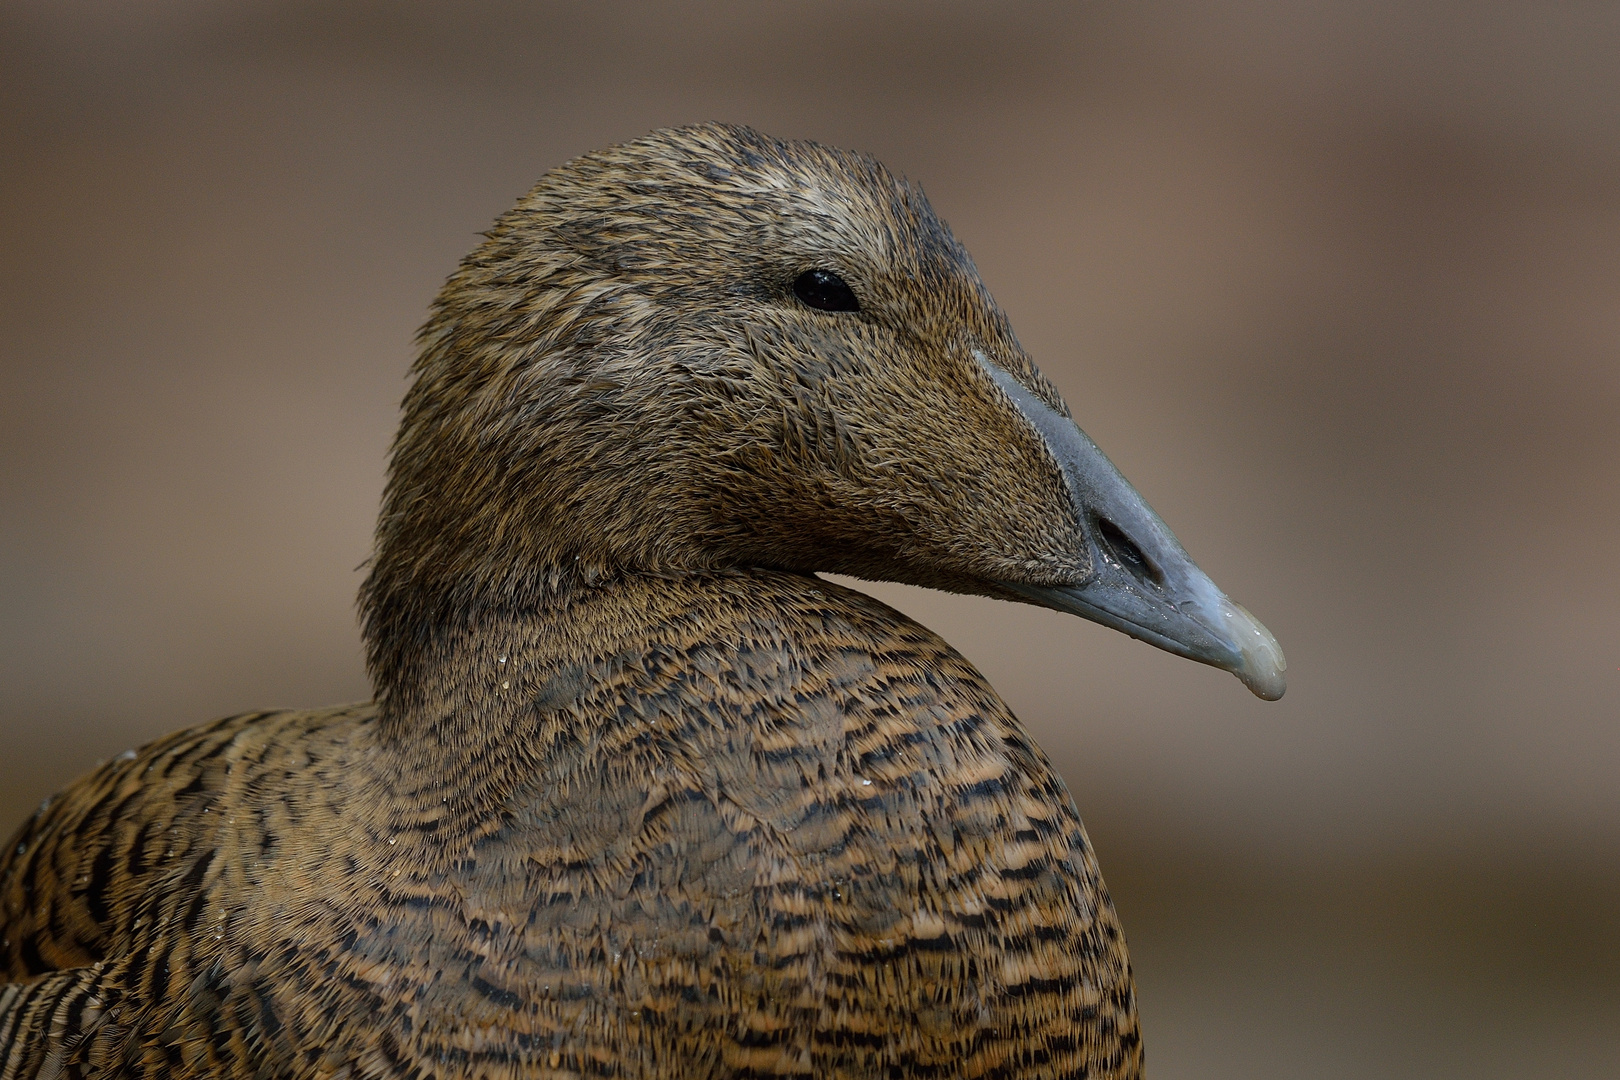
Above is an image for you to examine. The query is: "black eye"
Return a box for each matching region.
[792,269,860,313]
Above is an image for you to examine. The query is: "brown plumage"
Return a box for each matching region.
[0,124,1283,1079]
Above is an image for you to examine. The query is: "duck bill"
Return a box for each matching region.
[980,358,1287,701]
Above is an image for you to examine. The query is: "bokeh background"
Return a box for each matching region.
[3,2,1617,1075]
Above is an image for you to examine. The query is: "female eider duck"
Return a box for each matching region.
[0,124,1283,1080]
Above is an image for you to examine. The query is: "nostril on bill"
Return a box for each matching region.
[1096,516,1163,588]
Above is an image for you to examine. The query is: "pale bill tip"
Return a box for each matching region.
[1222,599,1287,700]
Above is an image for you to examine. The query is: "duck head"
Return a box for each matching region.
[362,124,1284,704]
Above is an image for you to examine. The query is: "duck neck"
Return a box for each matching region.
[363,569,731,829]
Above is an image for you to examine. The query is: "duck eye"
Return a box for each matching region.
[792,269,860,313]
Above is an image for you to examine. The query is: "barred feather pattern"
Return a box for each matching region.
[0,572,1140,1079]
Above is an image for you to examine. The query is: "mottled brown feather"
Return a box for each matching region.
[2,125,1143,1078]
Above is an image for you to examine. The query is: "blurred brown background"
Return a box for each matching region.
[2,1,1616,1075]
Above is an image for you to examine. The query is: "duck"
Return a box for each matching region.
[0,124,1284,1080]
